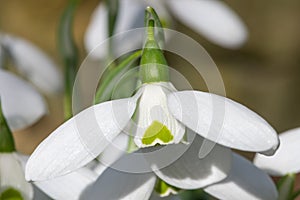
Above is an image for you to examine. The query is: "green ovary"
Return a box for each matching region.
[0,188,23,200]
[142,120,174,145]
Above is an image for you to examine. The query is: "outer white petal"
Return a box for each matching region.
[82,168,156,200]
[0,69,47,131]
[151,133,232,189]
[33,187,52,200]
[134,83,185,147]
[205,153,278,200]
[34,167,97,200]
[1,34,62,94]
[167,0,248,48]
[0,153,33,200]
[97,132,129,167]
[254,127,300,176]
[168,91,279,154]
[25,97,137,181]
[18,154,97,199]
[84,0,145,59]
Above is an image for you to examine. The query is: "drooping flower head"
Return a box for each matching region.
[26,6,278,200]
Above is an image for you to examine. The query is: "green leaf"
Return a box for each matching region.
[277,173,295,200]
[58,0,80,120]
[0,99,15,152]
[0,188,23,200]
[94,50,142,104]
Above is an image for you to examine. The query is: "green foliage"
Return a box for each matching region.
[0,99,15,152]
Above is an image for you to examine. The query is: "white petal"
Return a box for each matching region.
[167,0,248,48]
[18,154,97,200]
[84,2,108,59]
[168,91,279,153]
[0,69,47,131]
[205,153,278,200]
[82,168,156,200]
[0,153,33,200]
[1,34,62,94]
[84,0,145,59]
[254,127,300,176]
[25,97,137,181]
[97,132,129,167]
[151,133,232,189]
[34,167,97,200]
[134,83,185,147]
[33,186,52,200]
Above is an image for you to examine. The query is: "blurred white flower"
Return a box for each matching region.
[0,153,33,200]
[0,69,47,131]
[0,33,63,94]
[85,0,248,59]
[254,127,300,176]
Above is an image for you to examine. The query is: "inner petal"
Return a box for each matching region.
[142,120,174,145]
[133,83,185,148]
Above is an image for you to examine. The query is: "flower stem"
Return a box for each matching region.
[58,0,79,120]
[0,98,15,152]
[94,50,142,104]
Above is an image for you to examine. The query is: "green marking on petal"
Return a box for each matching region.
[155,179,180,197]
[142,120,173,146]
[0,188,23,200]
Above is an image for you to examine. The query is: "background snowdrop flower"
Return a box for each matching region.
[0,100,33,200]
[0,153,34,200]
[0,33,63,94]
[254,127,300,176]
[85,0,248,59]
[0,69,47,131]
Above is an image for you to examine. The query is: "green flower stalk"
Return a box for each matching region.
[0,99,15,153]
[58,0,79,120]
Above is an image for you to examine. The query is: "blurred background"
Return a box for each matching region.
[1,0,300,190]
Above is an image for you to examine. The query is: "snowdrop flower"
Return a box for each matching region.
[85,0,248,59]
[0,101,33,200]
[254,127,300,176]
[0,33,62,94]
[0,69,47,131]
[26,22,278,187]
[0,153,34,200]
